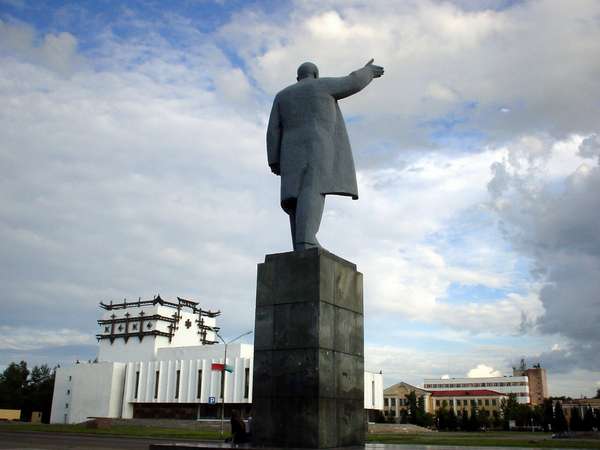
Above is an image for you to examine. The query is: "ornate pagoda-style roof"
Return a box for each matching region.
[99,294,220,317]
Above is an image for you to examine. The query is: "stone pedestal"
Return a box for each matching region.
[252,248,364,449]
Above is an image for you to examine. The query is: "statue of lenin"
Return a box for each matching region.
[267,59,384,251]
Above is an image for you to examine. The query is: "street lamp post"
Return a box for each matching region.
[215,330,253,438]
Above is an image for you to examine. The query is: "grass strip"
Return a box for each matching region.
[0,423,225,440]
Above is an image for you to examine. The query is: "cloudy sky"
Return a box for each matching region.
[1,0,599,397]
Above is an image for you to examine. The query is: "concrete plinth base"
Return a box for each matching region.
[252,248,365,449]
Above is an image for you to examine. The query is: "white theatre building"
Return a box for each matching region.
[51,296,383,424]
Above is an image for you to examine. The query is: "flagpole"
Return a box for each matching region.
[215,330,253,439]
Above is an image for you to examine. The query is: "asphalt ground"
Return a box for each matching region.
[0,430,181,450]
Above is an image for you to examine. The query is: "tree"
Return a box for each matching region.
[447,407,458,431]
[569,407,583,431]
[25,364,55,423]
[542,398,554,431]
[553,402,568,433]
[435,404,448,430]
[532,404,543,428]
[479,408,491,430]
[500,393,519,429]
[515,403,534,427]
[420,412,435,428]
[469,406,480,431]
[594,388,600,399]
[399,408,408,424]
[491,410,502,429]
[459,409,469,431]
[415,394,429,427]
[0,361,29,411]
[582,407,595,432]
[0,361,55,423]
[406,391,418,424]
[594,408,600,430]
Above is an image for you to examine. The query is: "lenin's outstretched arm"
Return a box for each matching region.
[266,98,281,175]
[320,61,384,100]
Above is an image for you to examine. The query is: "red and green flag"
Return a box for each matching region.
[211,363,233,373]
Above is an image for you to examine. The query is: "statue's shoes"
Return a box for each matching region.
[293,241,322,251]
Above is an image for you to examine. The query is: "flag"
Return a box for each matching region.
[211,363,234,373]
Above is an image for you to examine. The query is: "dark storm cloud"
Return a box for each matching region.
[489,136,600,371]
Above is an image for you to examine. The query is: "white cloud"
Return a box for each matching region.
[0,326,92,351]
[222,0,600,150]
[467,363,502,378]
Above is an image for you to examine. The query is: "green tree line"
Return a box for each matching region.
[0,361,55,423]
[387,391,600,432]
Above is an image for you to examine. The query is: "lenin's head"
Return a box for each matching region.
[297,62,319,81]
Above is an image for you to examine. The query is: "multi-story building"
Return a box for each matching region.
[559,398,600,423]
[424,376,530,404]
[383,382,431,420]
[50,295,383,424]
[512,360,548,406]
[429,389,507,414]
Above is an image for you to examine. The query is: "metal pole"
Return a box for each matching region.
[215,330,253,440]
[220,342,227,438]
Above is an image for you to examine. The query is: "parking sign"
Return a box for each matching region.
[208,396,216,404]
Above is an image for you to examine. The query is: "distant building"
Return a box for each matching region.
[50,295,383,424]
[512,359,548,406]
[424,376,530,404]
[0,409,21,421]
[383,381,431,421]
[429,389,507,414]
[559,398,600,423]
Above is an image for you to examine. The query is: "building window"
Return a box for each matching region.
[478,399,482,406]
[244,367,250,399]
[66,389,70,395]
[471,400,476,406]
[384,398,389,407]
[492,399,497,406]
[68,376,72,381]
[175,370,180,399]
[391,398,396,407]
[485,399,489,406]
[134,371,140,399]
[372,380,375,407]
[436,400,440,407]
[65,403,69,408]
[197,369,202,398]
[154,370,160,399]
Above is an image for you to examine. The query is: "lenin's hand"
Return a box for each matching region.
[270,163,281,176]
[365,58,384,78]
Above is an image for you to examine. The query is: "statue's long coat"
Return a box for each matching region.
[267,66,375,206]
